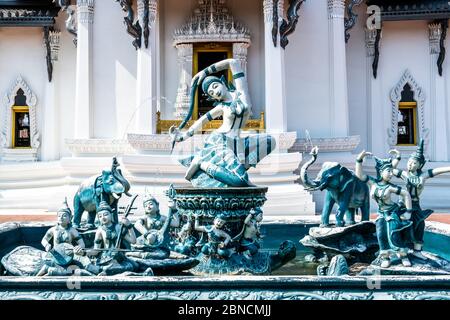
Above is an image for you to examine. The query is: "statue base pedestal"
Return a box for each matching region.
[173,187,296,275]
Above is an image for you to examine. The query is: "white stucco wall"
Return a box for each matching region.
[0,28,47,158]
[378,20,430,152]
[159,0,265,119]
[0,20,78,160]
[92,1,138,139]
[346,11,448,159]
[284,0,332,139]
[55,15,77,158]
[346,4,368,153]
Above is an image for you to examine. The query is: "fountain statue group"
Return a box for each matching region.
[301,140,450,273]
[2,58,448,278]
[0,58,295,277]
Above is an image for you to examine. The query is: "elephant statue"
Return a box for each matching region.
[300,147,370,227]
[73,157,131,228]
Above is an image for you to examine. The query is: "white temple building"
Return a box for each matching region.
[0,0,450,216]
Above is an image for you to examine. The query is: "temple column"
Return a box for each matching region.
[174,44,193,119]
[366,28,384,155]
[74,0,94,139]
[263,0,287,133]
[429,22,449,161]
[327,0,349,137]
[41,30,61,161]
[135,0,158,134]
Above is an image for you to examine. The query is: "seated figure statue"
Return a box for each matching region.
[194,215,233,259]
[170,58,276,188]
[128,191,180,259]
[37,199,99,276]
[89,201,138,276]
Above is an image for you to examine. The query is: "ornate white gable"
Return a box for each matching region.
[173,0,251,45]
[172,0,252,119]
[388,69,428,147]
[1,76,40,161]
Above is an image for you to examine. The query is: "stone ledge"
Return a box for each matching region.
[1,148,38,162]
[64,139,134,157]
[291,135,361,153]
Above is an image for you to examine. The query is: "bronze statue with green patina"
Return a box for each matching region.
[356,151,413,269]
[390,140,450,258]
[301,146,370,227]
[37,199,99,276]
[169,58,276,188]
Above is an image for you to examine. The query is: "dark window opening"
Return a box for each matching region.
[397,84,417,146]
[197,51,229,118]
[400,83,414,102]
[14,89,27,106]
[14,110,31,148]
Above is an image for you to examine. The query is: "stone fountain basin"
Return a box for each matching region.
[1,220,450,300]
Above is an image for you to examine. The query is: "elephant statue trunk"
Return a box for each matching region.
[111,157,131,197]
[300,148,321,191]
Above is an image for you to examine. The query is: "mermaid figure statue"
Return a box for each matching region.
[390,140,450,258]
[170,58,276,187]
[356,151,414,268]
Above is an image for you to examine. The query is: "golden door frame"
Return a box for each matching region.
[11,105,31,149]
[397,101,418,146]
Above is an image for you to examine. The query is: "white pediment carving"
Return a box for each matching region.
[388,69,428,148]
[173,0,251,45]
[1,76,40,153]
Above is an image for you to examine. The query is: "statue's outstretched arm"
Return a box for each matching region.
[428,166,450,179]
[171,106,223,142]
[195,59,251,109]
[388,149,408,179]
[194,216,207,233]
[355,150,372,183]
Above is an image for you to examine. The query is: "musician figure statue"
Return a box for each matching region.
[89,201,138,276]
[37,199,99,276]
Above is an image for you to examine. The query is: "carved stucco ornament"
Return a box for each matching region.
[388,70,429,148]
[1,76,40,150]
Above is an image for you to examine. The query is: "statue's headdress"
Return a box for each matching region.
[201,75,236,98]
[250,207,263,216]
[409,139,426,170]
[97,200,112,213]
[374,157,393,180]
[176,72,236,134]
[57,197,72,217]
[143,192,159,207]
